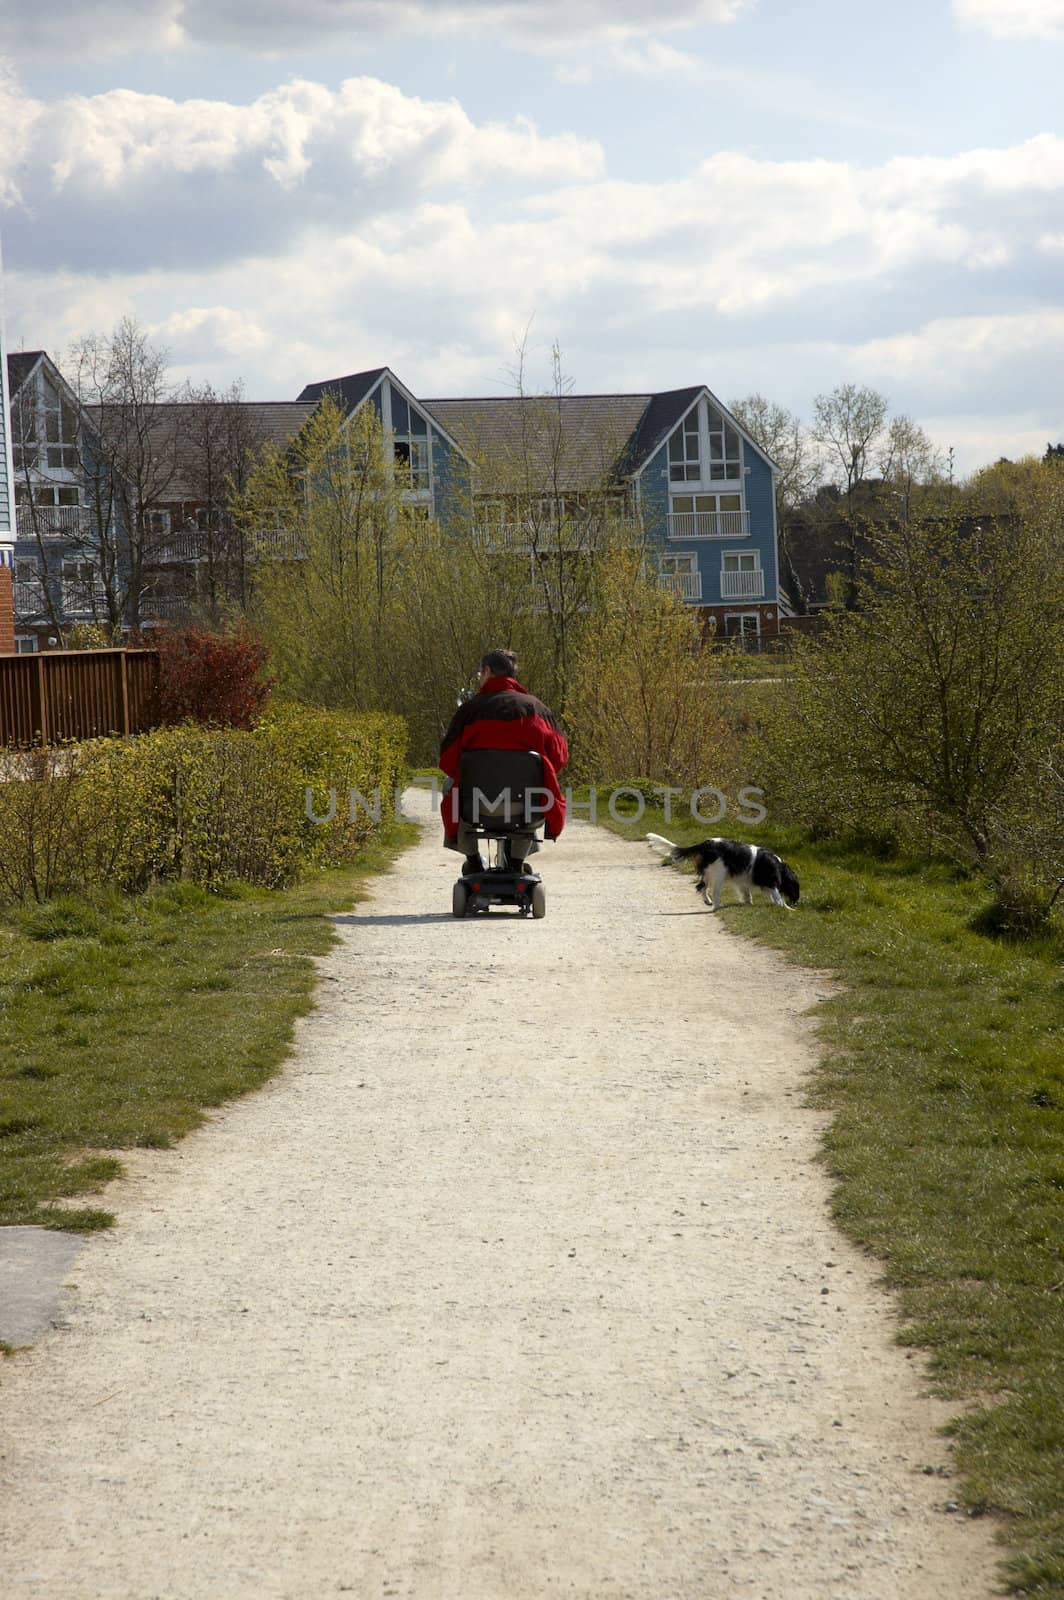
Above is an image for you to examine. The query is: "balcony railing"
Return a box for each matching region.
[720,568,765,599]
[14,581,49,616]
[151,532,209,563]
[139,595,193,619]
[16,505,94,541]
[62,584,109,615]
[667,510,749,540]
[474,522,597,551]
[252,528,306,560]
[660,571,703,601]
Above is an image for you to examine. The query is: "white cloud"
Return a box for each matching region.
[5,66,1064,476]
[953,0,1064,38]
[0,71,604,274]
[1,0,750,58]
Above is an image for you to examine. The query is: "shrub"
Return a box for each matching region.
[0,708,408,904]
[156,626,274,729]
[254,703,408,868]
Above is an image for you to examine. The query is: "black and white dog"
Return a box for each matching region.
[647,833,800,911]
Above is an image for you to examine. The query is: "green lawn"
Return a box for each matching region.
[0,820,417,1233]
[602,800,1064,1598]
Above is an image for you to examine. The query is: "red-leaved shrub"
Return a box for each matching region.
[156,626,274,730]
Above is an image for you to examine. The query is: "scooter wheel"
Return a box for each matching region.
[452,882,469,918]
[531,882,546,919]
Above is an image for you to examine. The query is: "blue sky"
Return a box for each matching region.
[2,0,1063,474]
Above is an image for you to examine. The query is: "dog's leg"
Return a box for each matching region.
[707,859,727,910]
[741,874,754,905]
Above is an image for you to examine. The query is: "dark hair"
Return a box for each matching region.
[480,648,517,677]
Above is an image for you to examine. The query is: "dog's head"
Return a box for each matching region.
[780,863,800,905]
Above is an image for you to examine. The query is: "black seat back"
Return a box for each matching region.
[458,749,547,832]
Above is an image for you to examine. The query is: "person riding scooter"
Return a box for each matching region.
[438,648,569,874]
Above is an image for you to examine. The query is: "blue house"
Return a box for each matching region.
[297,369,784,644]
[4,355,784,648]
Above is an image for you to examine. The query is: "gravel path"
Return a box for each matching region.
[0,796,1000,1599]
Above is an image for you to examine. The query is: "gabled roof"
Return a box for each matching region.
[421,394,652,494]
[6,351,45,398]
[296,368,387,411]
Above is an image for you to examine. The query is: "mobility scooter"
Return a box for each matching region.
[450,749,549,919]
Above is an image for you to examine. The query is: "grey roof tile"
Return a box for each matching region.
[421,394,654,492]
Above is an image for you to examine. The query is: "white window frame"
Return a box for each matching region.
[661,552,696,576]
[668,410,701,482]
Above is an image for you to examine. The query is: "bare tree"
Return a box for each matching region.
[811,382,890,607]
[877,413,943,521]
[730,393,821,610]
[68,317,183,631]
[176,380,265,617]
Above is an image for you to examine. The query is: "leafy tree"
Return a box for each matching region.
[759,481,1064,891]
[565,544,735,788]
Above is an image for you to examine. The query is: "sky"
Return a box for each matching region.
[1,0,1063,478]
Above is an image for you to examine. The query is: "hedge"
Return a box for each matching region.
[0,707,408,904]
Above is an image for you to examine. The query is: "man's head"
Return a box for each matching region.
[478,648,517,685]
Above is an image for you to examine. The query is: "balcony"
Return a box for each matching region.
[660,571,703,601]
[668,510,749,540]
[720,568,765,599]
[16,505,94,541]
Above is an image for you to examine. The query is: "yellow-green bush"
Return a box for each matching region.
[0,708,408,904]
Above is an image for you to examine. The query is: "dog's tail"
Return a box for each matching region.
[646,832,702,862]
[780,863,801,905]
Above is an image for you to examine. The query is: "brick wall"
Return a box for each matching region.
[0,566,14,655]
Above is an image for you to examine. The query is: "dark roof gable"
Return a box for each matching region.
[296,368,387,412]
[6,351,45,398]
[621,387,705,476]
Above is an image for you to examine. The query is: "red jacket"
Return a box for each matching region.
[439,675,569,841]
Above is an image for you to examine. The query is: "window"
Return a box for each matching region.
[668,411,701,481]
[16,485,81,508]
[392,395,432,493]
[63,559,96,586]
[723,551,758,572]
[15,635,39,654]
[145,509,171,536]
[706,405,741,481]
[393,438,431,492]
[724,613,760,645]
[661,554,696,576]
[41,379,80,470]
[16,560,40,583]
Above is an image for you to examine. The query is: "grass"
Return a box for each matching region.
[0,818,417,1232]
[600,798,1064,1598]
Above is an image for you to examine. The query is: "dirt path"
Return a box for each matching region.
[0,796,1000,1599]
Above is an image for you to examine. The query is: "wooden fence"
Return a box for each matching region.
[0,649,160,747]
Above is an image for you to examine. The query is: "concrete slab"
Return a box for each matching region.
[0,1226,86,1345]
